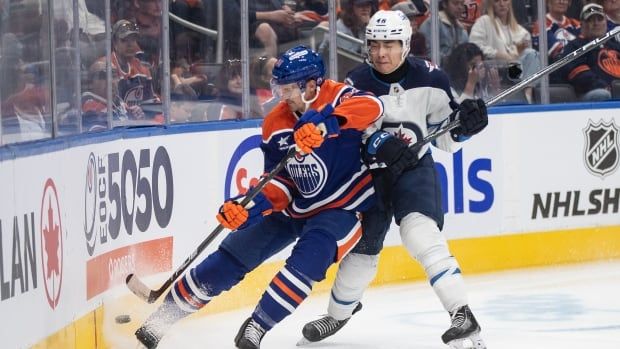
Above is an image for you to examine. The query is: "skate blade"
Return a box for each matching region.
[296,336,312,346]
[447,331,486,349]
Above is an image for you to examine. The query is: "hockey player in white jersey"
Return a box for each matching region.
[300,10,488,349]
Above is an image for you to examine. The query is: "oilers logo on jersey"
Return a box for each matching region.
[288,153,328,198]
[123,84,145,105]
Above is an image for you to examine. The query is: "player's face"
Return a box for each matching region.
[368,40,403,74]
[274,82,304,111]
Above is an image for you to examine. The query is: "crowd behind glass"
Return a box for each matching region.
[0,0,618,145]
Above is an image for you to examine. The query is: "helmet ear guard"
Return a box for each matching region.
[364,10,412,71]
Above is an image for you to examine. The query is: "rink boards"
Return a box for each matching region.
[0,104,619,348]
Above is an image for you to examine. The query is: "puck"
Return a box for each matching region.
[115,314,131,324]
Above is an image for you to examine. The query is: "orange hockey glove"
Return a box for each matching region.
[216,201,248,230]
[294,123,324,154]
[216,192,273,231]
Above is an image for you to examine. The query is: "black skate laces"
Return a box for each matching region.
[244,320,266,346]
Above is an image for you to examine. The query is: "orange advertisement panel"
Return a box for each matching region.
[86,237,173,300]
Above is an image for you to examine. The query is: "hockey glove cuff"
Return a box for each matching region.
[367,131,419,176]
[295,104,340,138]
[451,99,488,139]
[216,191,273,231]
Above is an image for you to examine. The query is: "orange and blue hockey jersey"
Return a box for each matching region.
[260,79,383,218]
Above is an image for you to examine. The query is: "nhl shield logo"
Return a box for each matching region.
[583,120,619,178]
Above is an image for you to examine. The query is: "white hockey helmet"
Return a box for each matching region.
[365,10,412,70]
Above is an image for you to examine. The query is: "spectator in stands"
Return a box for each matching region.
[250,55,279,114]
[419,0,469,64]
[391,1,428,58]
[532,0,581,63]
[170,0,207,63]
[171,58,209,101]
[107,20,159,116]
[602,0,620,30]
[332,0,378,54]
[461,0,483,33]
[251,0,322,57]
[469,0,541,103]
[1,68,49,142]
[443,42,500,102]
[0,33,25,102]
[81,60,138,131]
[205,60,263,120]
[132,0,162,69]
[559,3,618,101]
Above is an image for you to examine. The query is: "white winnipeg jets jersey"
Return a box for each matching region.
[346,57,463,157]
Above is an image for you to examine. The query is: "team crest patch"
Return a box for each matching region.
[583,119,619,178]
[598,48,620,78]
[287,152,328,198]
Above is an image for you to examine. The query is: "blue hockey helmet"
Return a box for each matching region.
[272,45,325,90]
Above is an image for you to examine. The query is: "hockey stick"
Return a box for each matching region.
[126,146,298,303]
[414,26,620,149]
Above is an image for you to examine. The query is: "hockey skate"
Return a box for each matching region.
[235,317,267,349]
[135,324,162,349]
[441,305,486,349]
[297,302,363,346]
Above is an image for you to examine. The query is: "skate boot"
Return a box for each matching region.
[441,305,486,349]
[135,324,162,349]
[234,317,267,349]
[300,302,363,344]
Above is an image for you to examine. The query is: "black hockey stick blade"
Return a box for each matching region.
[413,26,620,150]
[126,147,298,303]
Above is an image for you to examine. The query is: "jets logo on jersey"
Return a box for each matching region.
[383,121,423,146]
[287,153,328,198]
[583,119,619,178]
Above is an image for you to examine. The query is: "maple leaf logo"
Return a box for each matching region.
[40,178,63,309]
[43,196,60,279]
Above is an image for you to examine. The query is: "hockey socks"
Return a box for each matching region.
[252,265,314,330]
[137,249,249,346]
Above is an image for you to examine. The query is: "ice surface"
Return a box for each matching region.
[111,261,620,349]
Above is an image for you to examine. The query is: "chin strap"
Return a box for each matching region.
[301,85,320,111]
